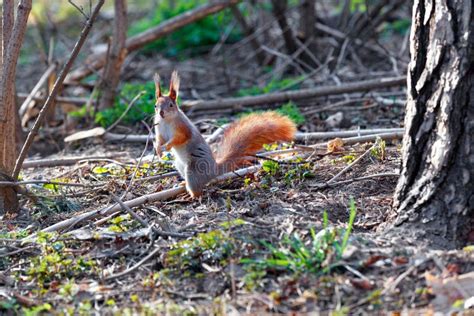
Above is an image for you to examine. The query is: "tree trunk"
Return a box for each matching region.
[0,0,32,213]
[98,0,127,110]
[385,0,473,248]
[297,0,318,68]
[230,5,267,66]
[271,0,298,55]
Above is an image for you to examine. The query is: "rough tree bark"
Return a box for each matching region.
[0,0,32,213]
[298,0,318,68]
[271,0,298,55]
[385,0,473,248]
[98,0,127,110]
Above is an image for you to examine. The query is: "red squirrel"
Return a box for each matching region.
[154,71,296,197]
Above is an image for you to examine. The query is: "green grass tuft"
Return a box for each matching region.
[241,199,357,283]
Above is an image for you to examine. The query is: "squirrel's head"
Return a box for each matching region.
[154,71,180,120]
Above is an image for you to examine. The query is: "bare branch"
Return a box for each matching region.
[181,76,407,110]
[66,0,241,82]
[18,63,57,117]
[12,0,106,179]
[68,0,89,20]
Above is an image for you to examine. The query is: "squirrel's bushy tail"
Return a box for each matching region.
[215,111,296,174]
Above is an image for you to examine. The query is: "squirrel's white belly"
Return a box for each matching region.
[172,146,190,163]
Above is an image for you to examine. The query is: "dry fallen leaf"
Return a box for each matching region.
[362,255,387,268]
[350,278,374,290]
[327,138,344,153]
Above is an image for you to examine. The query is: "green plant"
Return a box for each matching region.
[24,232,98,289]
[242,199,357,277]
[69,82,157,128]
[22,303,53,316]
[0,228,29,239]
[129,1,242,56]
[219,218,246,229]
[276,102,305,125]
[95,82,156,128]
[342,154,356,163]
[283,159,314,184]
[261,160,280,176]
[370,137,386,161]
[165,230,235,272]
[107,214,134,233]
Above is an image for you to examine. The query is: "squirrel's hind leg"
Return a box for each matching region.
[184,166,205,198]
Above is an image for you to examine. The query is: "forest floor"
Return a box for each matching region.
[6,136,473,315]
[2,5,474,314]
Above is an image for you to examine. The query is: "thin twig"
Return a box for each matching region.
[68,0,89,19]
[0,180,105,188]
[105,91,144,133]
[105,246,161,281]
[327,144,376,184]
[12,0,105,179]
[253,154,305,165]
[22,155,124,169]
[134,171,180,182]
[312,172,399,189]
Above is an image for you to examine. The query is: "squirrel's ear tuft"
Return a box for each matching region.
[154,73,162,99]
[169,70,180,102]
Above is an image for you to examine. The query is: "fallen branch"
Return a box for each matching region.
[110,194,190,239]
[65,128,404,145]
[206,124,229,143]
[134,171,180,182]
[66,0,240,82]
[311,131,404,149]
[23,155,123,168]
[181,76,406,110]
[259,131,405,156]
[39,186,185,233]
[327,140,379,184]
[311,172,399,189]
[295,128,403,141]
[17,93,89,106]
[18,63,57,117]
[12,0,105,179]
[37,165,260,234]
